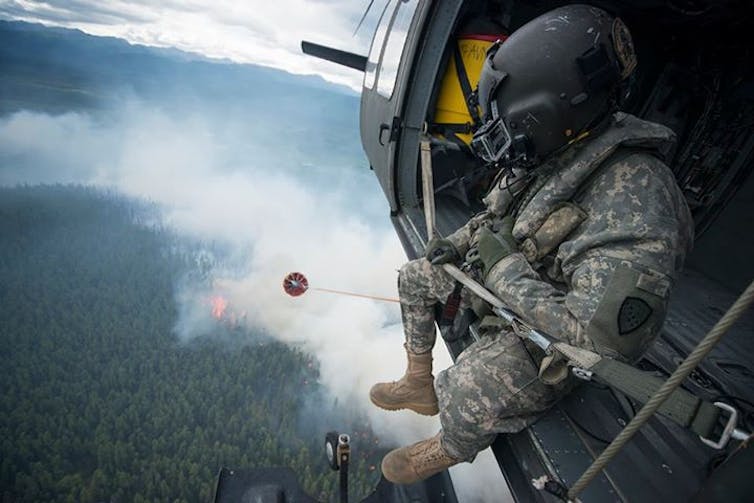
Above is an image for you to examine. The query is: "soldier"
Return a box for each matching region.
[370,4,694,484]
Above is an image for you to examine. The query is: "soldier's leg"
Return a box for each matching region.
[370,258,457,416]
[436,331,562,460]
[381,331,551,484]
[397,257,457,353]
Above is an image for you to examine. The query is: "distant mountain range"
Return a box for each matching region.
[0,20,359,115]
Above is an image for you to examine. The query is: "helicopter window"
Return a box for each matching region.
[364,0,394,90]
[377,0,419,98]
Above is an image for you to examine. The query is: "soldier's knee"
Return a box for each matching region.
[398,258,430,299]
[435,361,499,432]
[434,367,450,399]
[435,361,499,455]
[435,368,479,428]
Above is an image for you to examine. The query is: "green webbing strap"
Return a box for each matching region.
[427,123,475,154]
[591,358,720,438]
[432,122,472,134]
[569,279,754,499]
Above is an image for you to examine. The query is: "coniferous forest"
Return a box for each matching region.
[0,185,386,502]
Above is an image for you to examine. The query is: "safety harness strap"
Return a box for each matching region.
[452,43,482,128]
[432,123,473,134]
[545,338,722,438]
[590,358,720,438]
[427,123,476,153]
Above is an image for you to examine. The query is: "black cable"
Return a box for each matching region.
[496,163,512,191]
[562,380,639,445]
[564,409,613,445]
[706,451,729,475]
[609,386,637,418]
[503,165,518,201]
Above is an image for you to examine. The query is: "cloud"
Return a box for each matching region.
[0,0,383,90]
[1,0,157,24]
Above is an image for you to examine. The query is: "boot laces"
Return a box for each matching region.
[410,436,454,470]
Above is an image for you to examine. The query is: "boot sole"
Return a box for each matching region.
[369,395,439,416]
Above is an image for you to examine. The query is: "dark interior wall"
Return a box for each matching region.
[686,172,754,293]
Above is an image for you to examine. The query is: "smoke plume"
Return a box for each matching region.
[0,104,511,500]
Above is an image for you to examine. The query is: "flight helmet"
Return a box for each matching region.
[471,4,637,166]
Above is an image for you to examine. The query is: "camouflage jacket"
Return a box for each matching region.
[446,113,694,360]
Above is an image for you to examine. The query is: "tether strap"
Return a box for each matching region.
[453,43,481,128]
[428,123,474,151]
[590,358,720,438]
[546,340,721,438]
[569,279,754,499]
[439,281,464,327]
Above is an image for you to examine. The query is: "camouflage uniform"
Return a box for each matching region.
[397,113,694,461]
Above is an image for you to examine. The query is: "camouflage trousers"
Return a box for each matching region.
[398,258,566,461]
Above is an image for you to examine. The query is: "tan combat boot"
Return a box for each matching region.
[369,344,439,416]
[381,432,460,484]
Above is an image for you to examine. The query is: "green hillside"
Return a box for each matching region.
[0,185,385,502]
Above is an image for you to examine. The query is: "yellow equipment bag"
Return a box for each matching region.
[434,34,507,145]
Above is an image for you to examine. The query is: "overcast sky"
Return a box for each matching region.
[0,0,380,90]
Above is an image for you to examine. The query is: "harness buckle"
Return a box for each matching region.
[699,402,743,450]
[572,367,594,381]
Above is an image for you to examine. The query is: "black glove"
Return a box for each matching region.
[424,238,460,265]
[477,216,518,276]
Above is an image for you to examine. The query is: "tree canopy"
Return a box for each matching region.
[0,185,386,502]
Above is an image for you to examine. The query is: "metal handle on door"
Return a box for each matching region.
[379,123,390,146]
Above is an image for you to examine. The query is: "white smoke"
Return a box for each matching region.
[0,107,519,501]
[450,449,514,503]
[0,106,454,440]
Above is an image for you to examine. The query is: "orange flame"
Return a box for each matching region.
[211,296,229,320]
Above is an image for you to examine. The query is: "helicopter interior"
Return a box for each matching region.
[355,0,753,501]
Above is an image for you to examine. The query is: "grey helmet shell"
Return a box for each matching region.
[475,4,636,164]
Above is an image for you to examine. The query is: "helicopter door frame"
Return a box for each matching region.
[389,0,466,250]
[360,0,428,213]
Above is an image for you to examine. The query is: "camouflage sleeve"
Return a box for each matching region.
[486,251,673,359]
[485,253,590,347]
[484,154,692,356]
[445,211,491,258]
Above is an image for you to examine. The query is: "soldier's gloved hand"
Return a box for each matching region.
[424,238,459,265]
[477,216,518,276]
